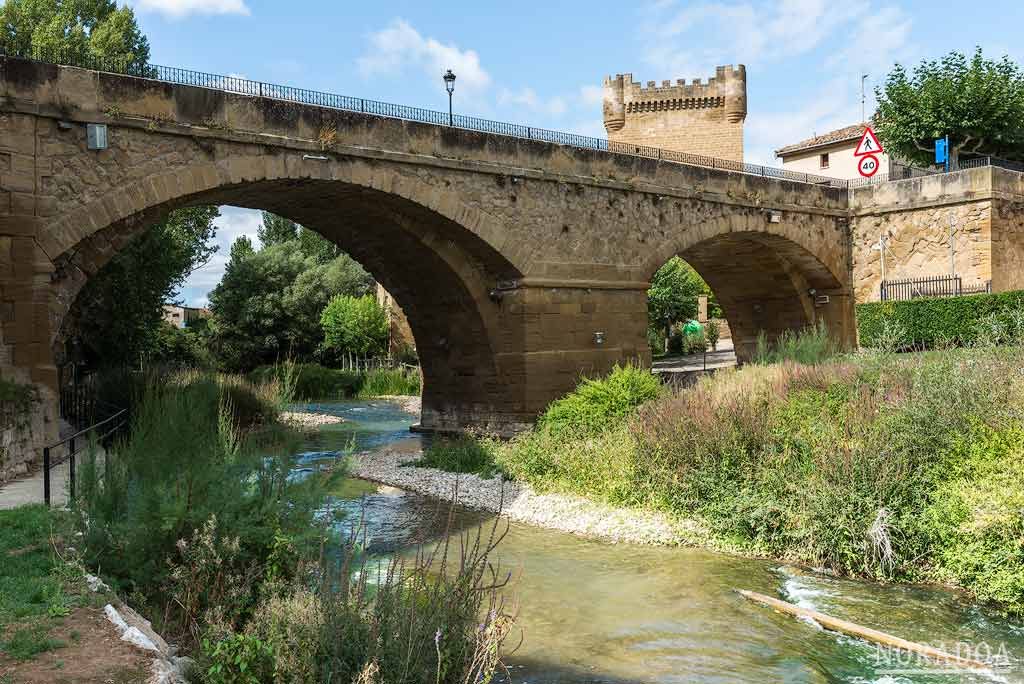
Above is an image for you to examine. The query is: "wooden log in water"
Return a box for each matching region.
[737,589,989,670]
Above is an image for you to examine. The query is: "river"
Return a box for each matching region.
[290,399,1024,683]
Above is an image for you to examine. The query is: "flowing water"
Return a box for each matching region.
[290,399,1024,683]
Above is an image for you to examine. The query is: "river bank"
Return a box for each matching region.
[351,447,704,546]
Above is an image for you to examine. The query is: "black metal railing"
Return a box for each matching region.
[5,49,1023,191]
[0,48,849,189]
[42,405,128,507]
[880,275,992,302]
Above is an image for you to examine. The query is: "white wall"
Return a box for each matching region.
[780,142,890,180]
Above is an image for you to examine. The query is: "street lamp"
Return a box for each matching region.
[443,69,456,126]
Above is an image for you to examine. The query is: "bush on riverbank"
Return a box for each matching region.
[438,349,1024,616]
[74,371,334,645]
[71,370,514,681]
[249,362,420,400]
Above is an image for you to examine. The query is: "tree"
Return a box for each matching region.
[875,48,1024,167]
[647,257,715,336]
[208,222,374,371]
[256,211,299,247]
[320,295,389,357]
[68,206,219,367]
[0,0,151,71]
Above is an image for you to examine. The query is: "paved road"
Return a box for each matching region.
[0,459,68,509]
[652,338,737,374]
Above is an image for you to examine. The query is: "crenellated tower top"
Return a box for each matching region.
[602,65,747,161]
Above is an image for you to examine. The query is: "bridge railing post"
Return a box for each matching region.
[43,447,51,507]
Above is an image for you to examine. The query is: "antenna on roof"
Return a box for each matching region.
[861,74,869,123]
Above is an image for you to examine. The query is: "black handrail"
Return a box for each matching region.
[43,407,128,507]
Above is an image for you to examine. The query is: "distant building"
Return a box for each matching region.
[775,123,891,179]
[162,304,209,329]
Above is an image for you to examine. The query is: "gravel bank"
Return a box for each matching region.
[373,395,421,416]
[281,411,346,428]
[350,448,701,545]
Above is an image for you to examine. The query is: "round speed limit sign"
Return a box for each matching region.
[858,154,880,178]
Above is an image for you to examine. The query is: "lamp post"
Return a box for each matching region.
[443,69,456,126]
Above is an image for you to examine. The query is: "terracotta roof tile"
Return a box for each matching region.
[775,123,867,157]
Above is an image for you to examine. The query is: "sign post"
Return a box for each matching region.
[935,136,950,172]
[854,126,885,179]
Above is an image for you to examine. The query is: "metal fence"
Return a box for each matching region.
[880,275,992,302]
[42,406,129,507]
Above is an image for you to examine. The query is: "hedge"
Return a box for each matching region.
[857,290,1024,348]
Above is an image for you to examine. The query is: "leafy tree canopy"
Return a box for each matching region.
[0,0,150,70]
[208,217,373,371]
[68,206,218,367]
[875,48,1024,166]
[647,257,716,332]
[321,295,390,357]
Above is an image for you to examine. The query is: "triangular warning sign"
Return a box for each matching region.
[854,126,884,156]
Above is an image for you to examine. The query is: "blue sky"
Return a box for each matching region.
[118,0,1024,306]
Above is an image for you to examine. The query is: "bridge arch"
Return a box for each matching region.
[641,208,854,362]
[47,155,526,434]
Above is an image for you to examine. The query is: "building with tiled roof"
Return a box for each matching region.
[775,122,890,179]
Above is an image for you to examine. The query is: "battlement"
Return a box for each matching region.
[602,64,747,161]
[603,65,746,102]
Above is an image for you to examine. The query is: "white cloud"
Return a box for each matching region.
[640,0,907,76]
[497,87,568,116]
[177,207,261,304]
[579,85,604,107]
[130,0,250,18]
[357,19,490,94]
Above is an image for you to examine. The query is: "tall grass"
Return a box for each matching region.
[250,362,420,400]
[752,320,837,365]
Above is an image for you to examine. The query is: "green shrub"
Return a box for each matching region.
[202,633,276,684]
[857,290,1024,349]
[413,435,503,479]
[538,363,661,435]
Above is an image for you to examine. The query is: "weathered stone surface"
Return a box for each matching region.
[13,58,1024,450]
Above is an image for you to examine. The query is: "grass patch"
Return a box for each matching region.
[752,320,837,365]
[0,506,77,661]
[411,435,505,479]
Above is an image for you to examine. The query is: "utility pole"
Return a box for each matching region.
[949,213,956,275]
[861,74,869,123]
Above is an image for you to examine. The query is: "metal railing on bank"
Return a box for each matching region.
[42,405,129,507]
[880,274,992,302]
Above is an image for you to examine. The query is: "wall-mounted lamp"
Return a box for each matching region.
[593,331,606,345]
[510,176,521,185]
[87,123,108,150]
[302,154,329,161]
[57,120,74,131]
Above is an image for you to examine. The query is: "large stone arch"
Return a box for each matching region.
[48,160,527,434]
[641,207,854,362]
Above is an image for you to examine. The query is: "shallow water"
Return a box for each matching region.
[292,400,1024,683]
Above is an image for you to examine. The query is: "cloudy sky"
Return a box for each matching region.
[120,0,1023,306]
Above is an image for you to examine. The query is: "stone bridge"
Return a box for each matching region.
[1,56,862,441]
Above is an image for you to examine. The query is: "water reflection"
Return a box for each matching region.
[290,400,1024,683]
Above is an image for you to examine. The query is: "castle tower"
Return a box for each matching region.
[602,65,747,162]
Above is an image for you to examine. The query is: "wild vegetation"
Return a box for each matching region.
[423,328,1024,617]
[52,370,513,682]
[249,362,420,400]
